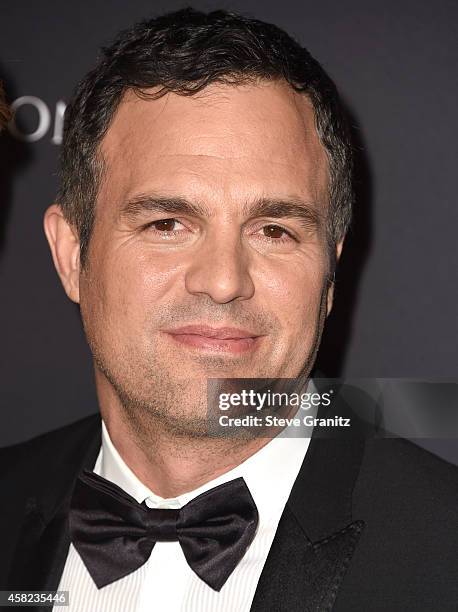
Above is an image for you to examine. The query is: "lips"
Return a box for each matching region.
[163,325,263,353]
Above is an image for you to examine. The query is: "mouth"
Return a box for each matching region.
[162,324,264,354]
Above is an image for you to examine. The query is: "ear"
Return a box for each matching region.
[326,239,344,316]
[43,204,81,303]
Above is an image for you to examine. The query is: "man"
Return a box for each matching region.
[0,8,456,612]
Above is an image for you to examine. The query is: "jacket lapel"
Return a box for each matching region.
[250,504,365,612]
[7,415,102,601]
[251,381,369,611]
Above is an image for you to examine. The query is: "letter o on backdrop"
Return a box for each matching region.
[9,95,51,142]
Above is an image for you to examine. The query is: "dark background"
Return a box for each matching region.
[0,1,456,462]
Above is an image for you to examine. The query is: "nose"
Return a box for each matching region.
[184,230,255,304]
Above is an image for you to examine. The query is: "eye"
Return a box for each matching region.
[249,222,298,252]
[255,224,296,244]
[150,218,183,232]
[142,217,192,243]
[261,224,292,240]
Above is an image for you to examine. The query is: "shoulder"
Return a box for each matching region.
[335,438,458,608]
[0,413,101,481]
[354,436,457,548]
[0,415,101,587]
[357,436,457,507]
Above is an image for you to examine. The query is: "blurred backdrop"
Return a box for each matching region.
[0,1,456,462]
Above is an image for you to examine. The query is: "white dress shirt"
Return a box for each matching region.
[56,398,313,612]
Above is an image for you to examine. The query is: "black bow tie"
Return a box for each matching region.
[69,469,259,591]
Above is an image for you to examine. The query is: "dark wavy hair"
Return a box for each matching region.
[59,7,354,267]
[0,82,11,131]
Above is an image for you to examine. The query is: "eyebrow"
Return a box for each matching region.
[120,195,212,220]
[120,193,324,230]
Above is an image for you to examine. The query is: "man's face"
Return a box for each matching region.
[73,81,338,433]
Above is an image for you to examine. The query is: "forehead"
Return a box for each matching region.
[98,80,329,211]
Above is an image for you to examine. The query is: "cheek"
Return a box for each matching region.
[256,257,327,329]
[92,249,185,330]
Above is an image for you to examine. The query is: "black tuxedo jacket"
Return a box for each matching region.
[1,395,457,611]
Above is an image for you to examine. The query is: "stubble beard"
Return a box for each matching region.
[84,285,329,448]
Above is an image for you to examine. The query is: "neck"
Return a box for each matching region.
[96,376,272,498]
[102,409,271,498]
